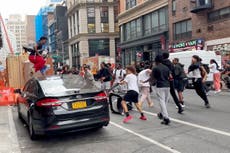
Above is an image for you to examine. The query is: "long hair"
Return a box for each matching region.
[210,59,219,69]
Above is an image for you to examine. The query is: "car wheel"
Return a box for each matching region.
[28,115,38,140]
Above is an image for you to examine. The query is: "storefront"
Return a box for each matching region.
[205,37,230,56]
[169,39,204,52]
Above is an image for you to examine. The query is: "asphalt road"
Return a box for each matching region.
[12,90,230,153]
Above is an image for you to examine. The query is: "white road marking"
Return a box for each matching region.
[110,121,181,153]
[142,110,230,137]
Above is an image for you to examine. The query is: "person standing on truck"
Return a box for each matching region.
[152,55,171,125]
[119,65,147,123]
[173,58,187,107]
[162,52,184,114]
[28,36,48,75]
[188,55,210,108]
[210,59,221,93]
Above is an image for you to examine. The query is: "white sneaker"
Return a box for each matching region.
[214,90,221,94]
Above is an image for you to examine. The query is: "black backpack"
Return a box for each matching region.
[202,64,210,74]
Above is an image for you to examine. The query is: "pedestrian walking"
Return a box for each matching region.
[152,55,171,125]
[210,59,221,93]
[138,66,154,108]
[120,66,147,123]
[173,58,187,107]
[188,55,210,108]
[162,52,184,114]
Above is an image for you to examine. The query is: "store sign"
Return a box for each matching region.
[170,39,204,52]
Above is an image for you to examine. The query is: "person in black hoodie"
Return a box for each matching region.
[162,52,184,114]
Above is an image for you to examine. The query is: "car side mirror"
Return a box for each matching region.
[14,89,22,94]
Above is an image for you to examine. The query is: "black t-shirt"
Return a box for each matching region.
[99,68,112,82]
[30,42,43,55]
[152,63,170,88]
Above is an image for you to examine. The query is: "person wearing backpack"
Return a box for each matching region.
[173,58,187,107]
[188,55,210,108]
[112,64,126,85]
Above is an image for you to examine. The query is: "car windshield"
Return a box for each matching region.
[39,75,101,96]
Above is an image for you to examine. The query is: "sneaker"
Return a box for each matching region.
[139,116,147,121]
[123,115,133,123]
[205,103,211,109]
[214,90,221,94]
[161,118,170,125]
[178,108,184,114]
[181,101,185,108]
[157,113,163,120]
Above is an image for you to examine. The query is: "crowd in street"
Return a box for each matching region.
[77,52,230,125]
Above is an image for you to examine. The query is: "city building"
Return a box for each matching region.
[0,24,17,66]
[168,0,230,57]
[48,5,69,63]
[118,0,168,66]
[35,7,55,41]
[25,15,36,44]
[66,0,119,67]
[6,14,26,53]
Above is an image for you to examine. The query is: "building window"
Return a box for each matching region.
[88,39,110,56]
[208,7,230,22]
[172,0,176,13]
[87,0,94,2]
[144,14,151,36]
[87,7,95,33]
[100,6,109,32]
[130,20,136,38]
[136,18,142,37]
[126,0,136,10]
[125,22,131,41]
[174,19,192,40]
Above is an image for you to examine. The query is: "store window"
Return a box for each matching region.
[126,0,136,10]
[136,18,142,37]
[88,39,110,56]
[174,19,192,40]
[172,0,176,14]
[130,20,136,38]
[87,7,95,33]
[125,22,131,41]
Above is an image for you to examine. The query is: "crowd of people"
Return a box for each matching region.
[82,52,230,125]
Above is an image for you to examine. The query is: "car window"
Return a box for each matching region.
[39,75,100,96]
[26,80,38,95]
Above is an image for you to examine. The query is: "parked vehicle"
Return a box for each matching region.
[15,75,109,140]
[170,50,222,90]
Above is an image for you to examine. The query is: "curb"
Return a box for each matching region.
[8,107,21,153]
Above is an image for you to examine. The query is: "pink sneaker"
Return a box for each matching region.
[123,115,133,123]
[139,116,147,121]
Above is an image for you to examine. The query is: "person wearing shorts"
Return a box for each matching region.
[120,66,147,123]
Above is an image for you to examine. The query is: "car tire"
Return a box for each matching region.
[28,115,38,141]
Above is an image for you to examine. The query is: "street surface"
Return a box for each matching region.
[12,90,230,153]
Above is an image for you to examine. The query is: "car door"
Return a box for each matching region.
[18,81,30,120]
[20,80,39,120]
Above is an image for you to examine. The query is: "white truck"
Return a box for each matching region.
[169,50,222,89]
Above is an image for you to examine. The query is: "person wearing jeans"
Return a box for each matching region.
[152,55,171,125]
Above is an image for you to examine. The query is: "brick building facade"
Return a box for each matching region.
[168,0,230,56]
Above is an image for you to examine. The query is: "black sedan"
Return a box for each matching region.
[16,75,109,140]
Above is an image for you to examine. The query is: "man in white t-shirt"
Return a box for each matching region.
[138,67,154,108]
[120,66,147,123]
[113,64,126,84]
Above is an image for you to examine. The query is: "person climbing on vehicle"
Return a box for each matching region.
[28,36,48,75]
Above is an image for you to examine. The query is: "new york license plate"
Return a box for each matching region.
[72,101,87,109]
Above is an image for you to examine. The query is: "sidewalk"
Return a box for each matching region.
[0,106,21,153]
